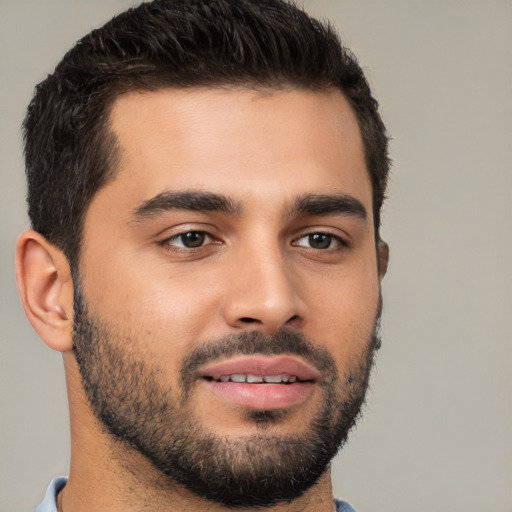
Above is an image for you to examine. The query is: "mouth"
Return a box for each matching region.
[197,355,318,410]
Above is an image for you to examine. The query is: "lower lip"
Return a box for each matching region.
[203,380,315,410]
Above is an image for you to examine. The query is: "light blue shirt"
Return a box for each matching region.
[35,477,357,512]
[34,478,66,512]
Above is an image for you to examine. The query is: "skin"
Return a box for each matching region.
[16,87,388,512]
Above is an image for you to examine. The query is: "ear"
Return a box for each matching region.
[16,230,74,352]
[377,239,389,280]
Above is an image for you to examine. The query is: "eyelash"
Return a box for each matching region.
[159,231,217,251]
[293,232,348,250]
[158,230,348,252]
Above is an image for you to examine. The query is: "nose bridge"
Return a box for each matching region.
[223,235,305,333]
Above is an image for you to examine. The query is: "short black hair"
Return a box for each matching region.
[23,0,390,267]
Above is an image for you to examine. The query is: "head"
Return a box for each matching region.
[18,0,390,509]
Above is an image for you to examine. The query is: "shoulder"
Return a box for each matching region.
[335,498,358,512]
[33,477,67,512]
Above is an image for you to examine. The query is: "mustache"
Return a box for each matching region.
[179,330,338,395]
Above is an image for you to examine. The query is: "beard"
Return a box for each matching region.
[72,283,381,508]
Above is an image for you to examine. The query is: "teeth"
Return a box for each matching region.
[216,374,300,383]
[263,375,283,383]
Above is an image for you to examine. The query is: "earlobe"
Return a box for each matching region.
[378,239,389,280]
[16,230,74,352]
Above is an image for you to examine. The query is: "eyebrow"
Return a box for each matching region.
[287,193,368,220]
[131,190,367,223]
[131,190,242,221]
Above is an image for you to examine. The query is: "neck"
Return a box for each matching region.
[60,446,336,512]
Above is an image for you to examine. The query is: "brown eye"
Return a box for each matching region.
[308,233,332,249]
[165,231,210,248]
[294,233,343,250]
[181,232,205,248]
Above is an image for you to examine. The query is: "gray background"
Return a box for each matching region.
[1,1,511,511]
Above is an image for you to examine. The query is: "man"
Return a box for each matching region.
[16,0,389,510]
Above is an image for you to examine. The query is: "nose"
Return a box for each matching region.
[222,243,307,334]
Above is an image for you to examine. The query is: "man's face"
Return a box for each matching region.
[74,87,385,506]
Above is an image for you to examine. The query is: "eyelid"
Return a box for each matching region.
[155,224,350,253]
[294,233,346,249]
[157,226,221,252]
[154,221,219,241]
[165,231,213,248]
[292,227,350,247]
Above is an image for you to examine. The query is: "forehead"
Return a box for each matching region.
[98,87,371,216]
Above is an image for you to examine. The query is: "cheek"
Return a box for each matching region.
[303,259,381,356]
[79,256,227,360]
[319,271,380,325]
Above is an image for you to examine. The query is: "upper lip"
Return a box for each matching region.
[197,355,320,381]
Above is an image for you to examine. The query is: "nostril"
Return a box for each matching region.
[239,317,260,324]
